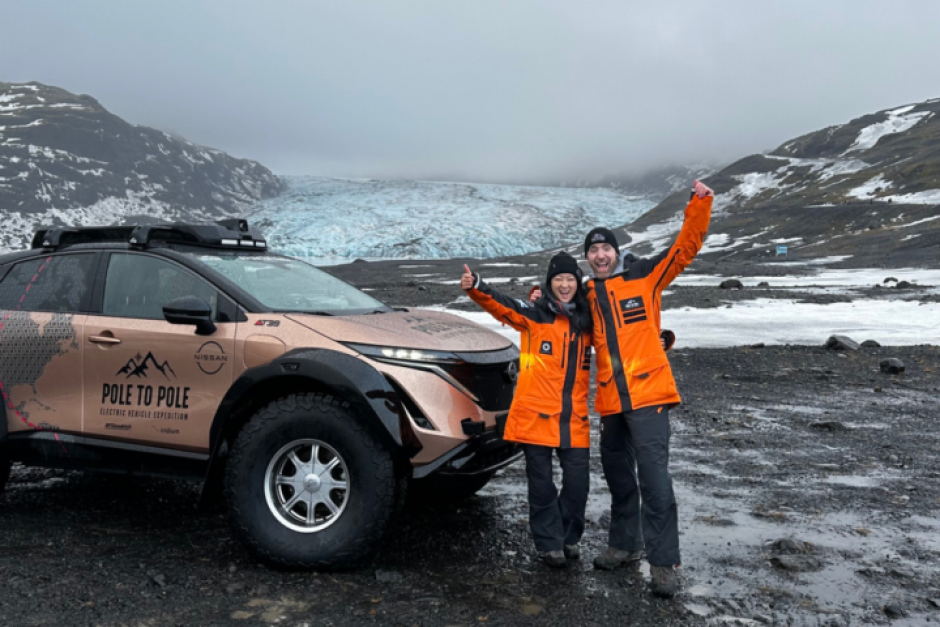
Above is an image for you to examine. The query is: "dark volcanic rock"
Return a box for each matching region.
[895,280,913,289]
[884,277,898,284]
[880,358,906,374]
[770,555,823,572]
[720,279,744,290]
[861,340,881,348]
[809,421,850,432]
[0,81,283,250]
[826,335,859,351]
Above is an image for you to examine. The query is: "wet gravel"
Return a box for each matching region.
[2,259,939,626]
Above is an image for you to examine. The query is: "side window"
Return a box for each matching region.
[102,254,218,320]
[0,254,97,313]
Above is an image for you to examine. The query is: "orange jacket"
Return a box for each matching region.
[587,194,712,416]
[467,280,592,448]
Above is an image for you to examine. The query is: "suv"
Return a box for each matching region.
[0,220,520,569]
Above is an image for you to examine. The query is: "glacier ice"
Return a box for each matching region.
[250,176,655,263]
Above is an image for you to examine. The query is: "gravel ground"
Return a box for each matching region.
[1,258,938,627]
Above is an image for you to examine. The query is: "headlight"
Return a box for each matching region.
[343,343,477,402]
[343,343,460,365]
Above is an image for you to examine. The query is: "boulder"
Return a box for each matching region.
[860,340,881,348]
[719,279,744,290]
[770,555,822,572]
[825,335,859,351]
[896,280,913,289]
[810,421,850,432]
[757,281,770,287]
[883,277,898,284]
[880,358,905,375]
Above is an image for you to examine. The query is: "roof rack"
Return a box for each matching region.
[31,220,268,252]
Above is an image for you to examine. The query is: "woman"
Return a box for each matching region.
[461,252,593,567]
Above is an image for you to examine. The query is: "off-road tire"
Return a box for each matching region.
[410,470,497,503]
[224,392,398,569]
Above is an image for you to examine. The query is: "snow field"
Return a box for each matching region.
[430,267,940,349]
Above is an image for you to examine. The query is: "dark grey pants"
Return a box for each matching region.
[600,405,680,567]
[522,444,590,553]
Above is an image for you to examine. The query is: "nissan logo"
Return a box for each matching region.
[504,361,519,383]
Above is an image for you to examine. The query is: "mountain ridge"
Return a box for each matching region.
[616,98,940,268]
[0,81,283,251]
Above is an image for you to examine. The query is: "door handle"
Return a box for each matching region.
[89,335,122,345]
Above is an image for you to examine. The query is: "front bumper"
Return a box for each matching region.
[412,427,521,479]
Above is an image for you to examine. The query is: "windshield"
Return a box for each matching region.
[185,252,389,314]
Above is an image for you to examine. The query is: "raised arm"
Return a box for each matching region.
[462,264,542,331]
[637,180,713,292]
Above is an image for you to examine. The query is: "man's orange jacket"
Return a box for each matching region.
[467,281,592,448]
[587,194,712,416]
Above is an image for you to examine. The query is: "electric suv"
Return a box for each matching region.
[0,220,520,568]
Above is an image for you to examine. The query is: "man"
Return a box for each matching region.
[585,180,713,598]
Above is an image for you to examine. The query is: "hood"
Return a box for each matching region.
[286,309,513,352]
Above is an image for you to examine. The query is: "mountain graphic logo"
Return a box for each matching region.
[116,352,177,380]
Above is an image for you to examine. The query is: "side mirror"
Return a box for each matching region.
[163,296,217,336]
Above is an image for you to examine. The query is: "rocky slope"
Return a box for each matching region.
[564,163,720,202]
[618,99,940,268]
[0,81,283,251]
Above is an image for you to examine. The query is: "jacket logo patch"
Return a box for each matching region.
[539,341,553,355]
[619,296,648,325]
[619,296,645,312]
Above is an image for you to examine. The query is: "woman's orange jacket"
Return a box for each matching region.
[467,280,592,448]
[587,194,712,416]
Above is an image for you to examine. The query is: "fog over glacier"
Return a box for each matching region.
[252,177,654,262]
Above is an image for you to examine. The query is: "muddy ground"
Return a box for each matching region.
[2,260,939,627]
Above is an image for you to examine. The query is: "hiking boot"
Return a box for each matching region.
[650,565,678,598]
[539,550,567,568]
[593,547,643,570]
[563,544,581,560]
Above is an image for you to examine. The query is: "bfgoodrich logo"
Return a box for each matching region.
[195,341,228,375]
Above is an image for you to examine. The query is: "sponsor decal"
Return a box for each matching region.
[619,296,645,312]
[194,341,228,375]
[116,352,176,380]
[153,425,180,435]
[539,341,553,355]
[103,350,189,418]
[401,315,471,337]
[254,319,280,327]
[105,423,132,431]
[37,421,61,431]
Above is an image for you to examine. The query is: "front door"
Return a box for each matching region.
[83,252,236,452]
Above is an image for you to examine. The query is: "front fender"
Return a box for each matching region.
[209,348,404,452]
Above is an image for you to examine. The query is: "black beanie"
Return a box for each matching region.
[584,227,619,256]
[546,252,581,287]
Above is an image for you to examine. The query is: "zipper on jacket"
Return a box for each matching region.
[560,332,568,370]
[559,331,579,448]
[610,290,621,328]
[594,282,632,411]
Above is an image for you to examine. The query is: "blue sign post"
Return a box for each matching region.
[776,245,788,257]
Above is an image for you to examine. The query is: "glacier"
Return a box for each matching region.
[249,176,655,263]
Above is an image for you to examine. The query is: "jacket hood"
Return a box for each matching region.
[286,309,513,352]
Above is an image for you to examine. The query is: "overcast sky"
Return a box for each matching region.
[2,1,940,183]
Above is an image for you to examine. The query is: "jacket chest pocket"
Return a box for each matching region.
[615,294,648,328]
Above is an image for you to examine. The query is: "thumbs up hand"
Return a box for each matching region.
[693,179,714,198]
[461,264,476,290]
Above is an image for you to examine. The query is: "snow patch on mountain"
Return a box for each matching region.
[844,105,933,154]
